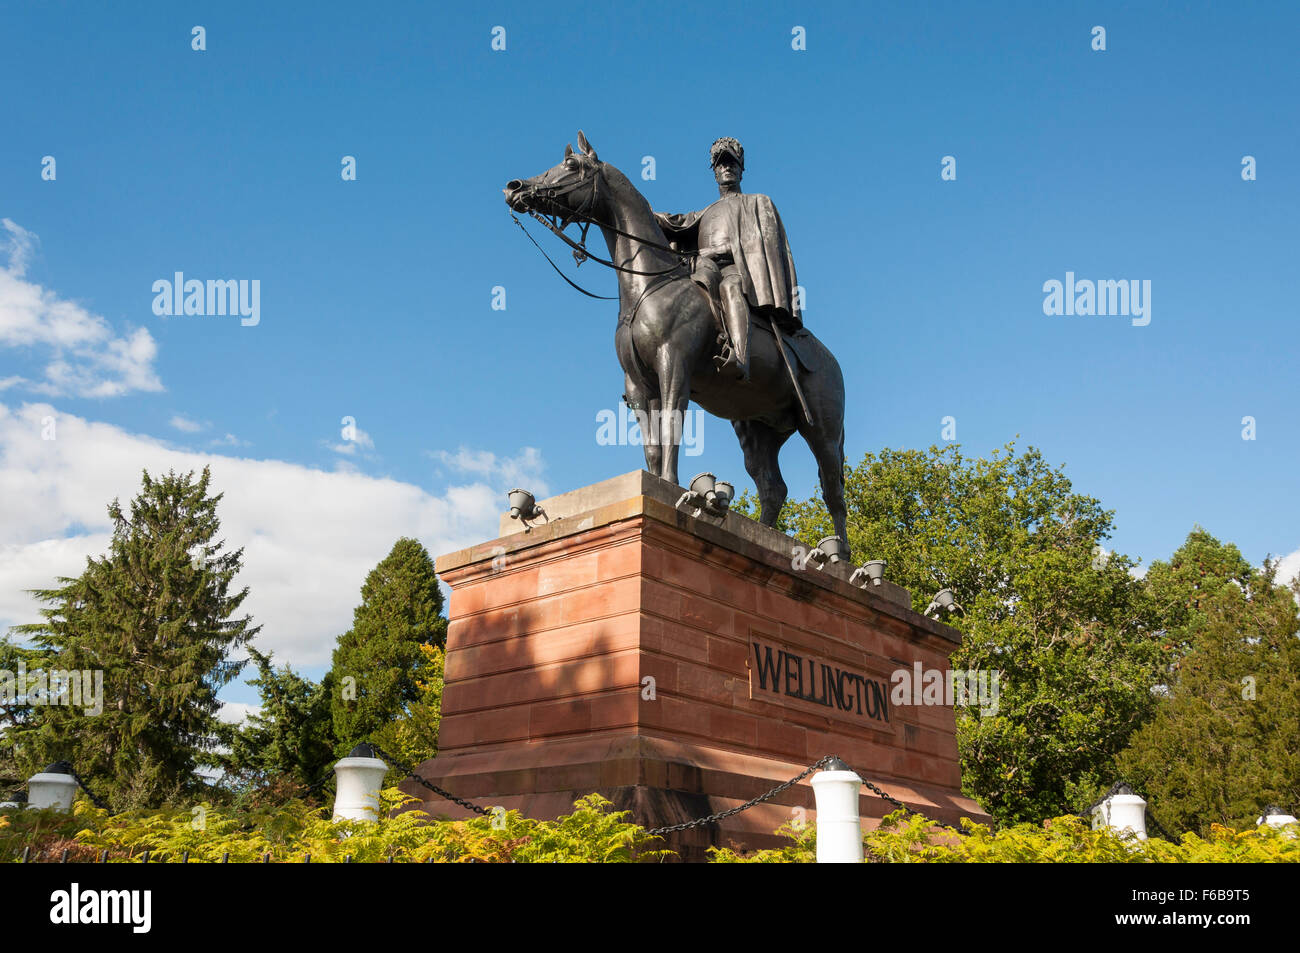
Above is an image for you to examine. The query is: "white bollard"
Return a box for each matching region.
[811,758,864,863]
[27,763,79,811]
[332,743,390,821]
[1091,784,1148,840]
[1257,806,1298,835]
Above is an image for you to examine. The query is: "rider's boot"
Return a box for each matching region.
[714,281,750,382]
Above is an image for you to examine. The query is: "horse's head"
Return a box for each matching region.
[504,130,604,227]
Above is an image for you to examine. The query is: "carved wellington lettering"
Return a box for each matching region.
[750,641,890,723]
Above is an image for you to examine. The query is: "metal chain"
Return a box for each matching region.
[366,743,491,817]
[856,773,914,817]
[645,756,836,836]
[357,745,917,837]
[57,760,109,811]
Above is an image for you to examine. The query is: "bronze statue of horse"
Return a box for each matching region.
[505,131,848,551]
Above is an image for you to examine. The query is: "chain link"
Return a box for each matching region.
[16,743,919,842]
[857,774,913,817]
[358,745,918,836]
[366,743,492,817]
[645,756,836,836]
[55,760,109,811]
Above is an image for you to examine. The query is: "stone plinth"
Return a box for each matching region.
[405,470,988,859]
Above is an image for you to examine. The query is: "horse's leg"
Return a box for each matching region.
[653,352,691,486]
[624,374,662,476]
[800,418,850,559]
[733,419,793,527]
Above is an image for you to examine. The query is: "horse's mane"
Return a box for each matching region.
[598,162,668,243]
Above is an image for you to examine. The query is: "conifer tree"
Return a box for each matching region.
[329,538,446,756]
[1117,537,1300,835]
[217,648,335,794]
[11,467,258,809]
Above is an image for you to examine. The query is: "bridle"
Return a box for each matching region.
[509,158,694,303]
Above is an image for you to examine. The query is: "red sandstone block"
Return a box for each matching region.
[708,709,758,748]
[755,586,830,632]
[678,591,734,634]
[653,550,707,591]
[450,584,486,617]
[473,704,532,745]
[640,577,681,621]
[479,568,542,611]
[464,615,642,674]
[596,542,642,581]
[558,575,641,624]
[755,718,809,761]
[705,566,759,613]
[537,551,601,595]
[707,635,749,675]
[651,620,711,665]
[673,659,729,703]
[529,698,591,738]
[437,716,473,751]
[639,693,699,737]
[589,691,639,730]
[597,755,640,788]
[731,610,777,643]
[449,652,642,713]
[640,544,664,578]
[639,655,678,695]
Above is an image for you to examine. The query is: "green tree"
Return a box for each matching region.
[217,648,336,795]
[329,538,446,756]
[1117,536,1300,835]
[369,642,445,773]
[742,442,1164,824]
[10,468,258,809]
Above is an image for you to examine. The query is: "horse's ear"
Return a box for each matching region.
[577,130,597,161]
[564,143,573,159]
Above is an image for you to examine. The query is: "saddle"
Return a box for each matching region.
[688,258,812,373]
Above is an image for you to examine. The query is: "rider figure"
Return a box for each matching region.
[654,137,802,382]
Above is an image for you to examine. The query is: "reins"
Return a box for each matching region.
[508,162,694,302]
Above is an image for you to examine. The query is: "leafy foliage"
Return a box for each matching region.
[745,442,1165,824]
[216,648,336,794]
[5,796,1295,863]
[1117,544,1300,837]
[1,793,670,863]
[9,467,258,810]
[329,538,447,757]
[710,810,1300,863]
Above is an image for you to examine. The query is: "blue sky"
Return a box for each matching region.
[2,1,1297,709]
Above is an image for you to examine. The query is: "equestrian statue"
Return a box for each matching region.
[504,131,849,552]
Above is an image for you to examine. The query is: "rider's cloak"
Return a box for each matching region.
[654,192,802,331]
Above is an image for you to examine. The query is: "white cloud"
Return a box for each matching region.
[0,219,162,398]
[0,402,546,668]
[170,414,204,433]
[329,426,374,456]
[1270,548,1300,587]
[218,701,260,726]
[431,446,547,493]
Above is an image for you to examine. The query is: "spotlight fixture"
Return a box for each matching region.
[507,488,549,533]
[675,472,733,519]
[808,535,847,570]
[924,588,963,617]
[849,559,886,588]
